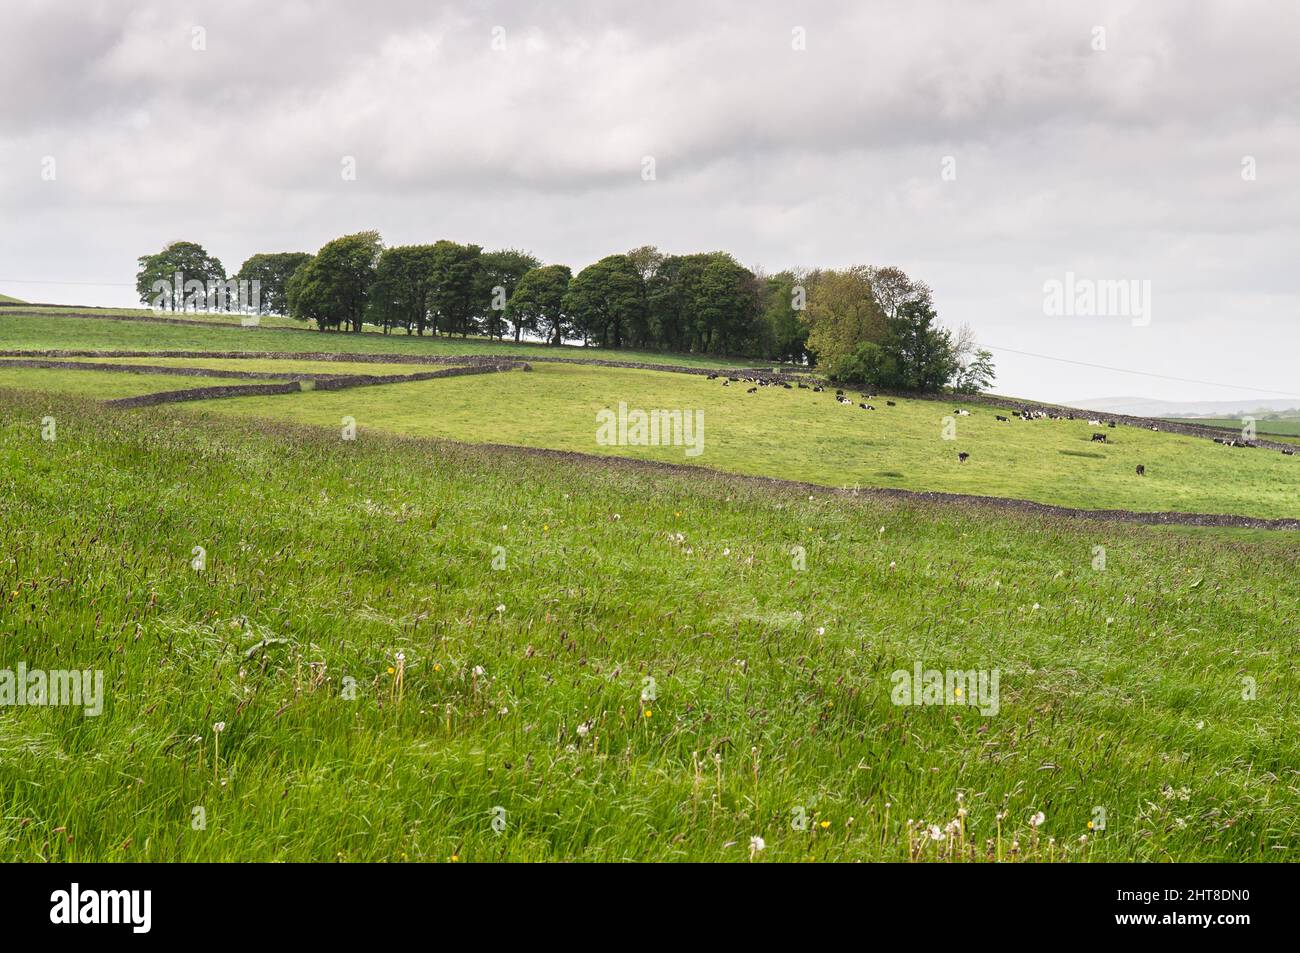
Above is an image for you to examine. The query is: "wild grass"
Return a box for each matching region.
[0,366,216,399]
[0,390,1295,861]
[198,362,1300,519]
[0,314,758,370]
[1176,416,1300,444]
[57,356,438,378]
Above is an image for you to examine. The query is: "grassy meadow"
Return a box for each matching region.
[194,363,1300,519]
[0,307,1296,864]
[0,311,758,370]
[1176,416,1300,445]
[0,366,222,400]
[0,391,1296,862]
[3,350,1298,519]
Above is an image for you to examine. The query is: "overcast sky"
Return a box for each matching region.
[2,0,1297,403]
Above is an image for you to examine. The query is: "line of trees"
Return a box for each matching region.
[134,236,995,392]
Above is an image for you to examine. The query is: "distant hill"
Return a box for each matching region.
[1069,395,1300,418]
[0,293,27,304]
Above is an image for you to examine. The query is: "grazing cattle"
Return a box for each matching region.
[995,415,1008,422]
[797,382,808,389]
[1283,448,1295,456]
[746,386,757,394]
[707,373,718,380]
[886,400,896,406]
[1087,419,1101,426]
[954,409,970,416]
[1107,421,1116,428]
[1091,433,1107,443]
[957,452,970,463]
[721,380,729,386]
[1135,464,1145,476]
[812,386,823,393]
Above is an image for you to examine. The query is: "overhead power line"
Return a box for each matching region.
[1,277,1297,401]
[982,343,1300,401]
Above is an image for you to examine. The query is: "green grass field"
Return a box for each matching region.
[0,307,1296,863]
[0,311,758,370]
[62,355,444,378]
[188,363,1300,519]
[1176,416,1300,445]
[4,347,1298,519]
[0,391,1295,862]
[0,366,224,399]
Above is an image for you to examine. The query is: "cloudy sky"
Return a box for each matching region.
[2,0,1297,403]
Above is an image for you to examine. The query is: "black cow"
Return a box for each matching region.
[1135,464,1145,476]
[886,400,896,406]
[995,415,1008,422]
[957,452,970,463]
[1091,433,1107,443]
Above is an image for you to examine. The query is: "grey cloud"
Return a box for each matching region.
[1,0,1298,401]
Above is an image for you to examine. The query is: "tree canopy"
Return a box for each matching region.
[368,244,439,335]
[507,264,571,345]
[563,255,646,348]
[139,232,993,393]
[234,252,311,315]
[135,241,226,311]
[475,249,541,340]
[428,240,483,338]
[286,231,382,331]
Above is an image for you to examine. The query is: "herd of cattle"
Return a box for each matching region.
[705,371,1299,473]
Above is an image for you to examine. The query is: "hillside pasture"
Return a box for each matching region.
[192,361,1300,520]
[0,390,1295,862]
[0,311,760,370]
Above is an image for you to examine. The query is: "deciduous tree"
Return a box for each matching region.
[428,240,483,337]
[287,231,381,332]
[234,252,311,315]
[135,241,226,311]
[563,255,646,348]
[507,264,571,345]
[369,244,438,334]
[475,249,541,340]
